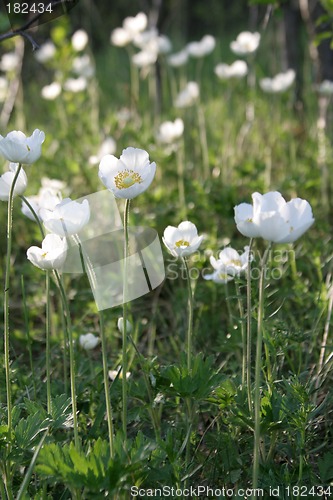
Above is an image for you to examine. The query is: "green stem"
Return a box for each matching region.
[252,243,271,493]
[4,163,22,438]
[122,199,130,438]
[46,271,52,414]
[21,275,37,400]
[20,195,45,238]
[182,257,194,371]
[246,238,253,413]
[99,311,115,458]
[176,141,187,220]
[235,280,246,388]
[196,100,210,180]
[53,271,79,450]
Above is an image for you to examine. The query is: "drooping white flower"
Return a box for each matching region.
[162,221,203,257]
[0,163,27,201]
[41,82,62,100]
[215,60,248,80]
[0,129,45,164]
[117,317,133,334]
[63,76,87,93]
[99,147,156,199]
[21,182,63,221]
[187,35,216,58]
[174,81,199,108]
[71,29,89,52]
[79,333,100,350]
[157,118,184,144]
[259,69,295,93]
[230,31,260,56]
[34,41,56,63]
[40,198,90,236]
[0,52,20,72]
[168,49,189,67]
[234,191,314,243]
[27,233,68,271]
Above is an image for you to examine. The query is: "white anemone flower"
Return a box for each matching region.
[234,191,314,243]
[132,50,157,68]
[27,233,68,271]
[162,221,203,258]
[0,163,27,201]
[99,147,156,199]
[174,81,199,108]
[34,41,56,63]
[210,246,252,277]
[215,60,248,80]
[41,82,62,100]
[117,317,133,334]
[79,333,100,350]
[21,186,63,221]
[187,35,216,58]
[71,29,89,52]
[168,49,189,67]
[230,31,260,56]
[72,55,95,78]
[0,129,45,164]
[259,69,295,93]
[203,268,234,284]
[157,118,184,144]
[40,198,90,236]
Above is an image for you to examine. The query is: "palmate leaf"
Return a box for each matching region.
[14,412,49,451]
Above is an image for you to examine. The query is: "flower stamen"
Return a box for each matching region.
[114,170,143,189]
[175,239,190,248]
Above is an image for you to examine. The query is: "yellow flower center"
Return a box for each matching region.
[218,272,228,280]
[41,252,48,258]
[175,239,190,248]
[229,259,241,267]
[114,170,143,189]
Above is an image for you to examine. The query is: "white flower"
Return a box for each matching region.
[34,41,56,63]
[0,129,45,164]
[230,31,260,56]
[117,317,133,334]
[40,198,90,236]
[111,27,132,47]
[215,60,248,80]
[123,12,148,35]
[259,69,295,93]
[0,52,20,72]
[157,118,184,144]
[204,246,252,283]
[72,55,95,78]
[174,81,199,108]
[234,191,314,243]
[79,333,99,350]
[316,80,333,95]
[168,49,189,67]
[109,367,131,381]
[99,147,156,199]
[187,35,216,58]
[41,82,62,100]
[71,29,89,52]
[162,221,203,257]
[27,233,68,271]
[133,29,171,55]
[0,163,27,201]
[64,77,87,93]
[41,177,67,192]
